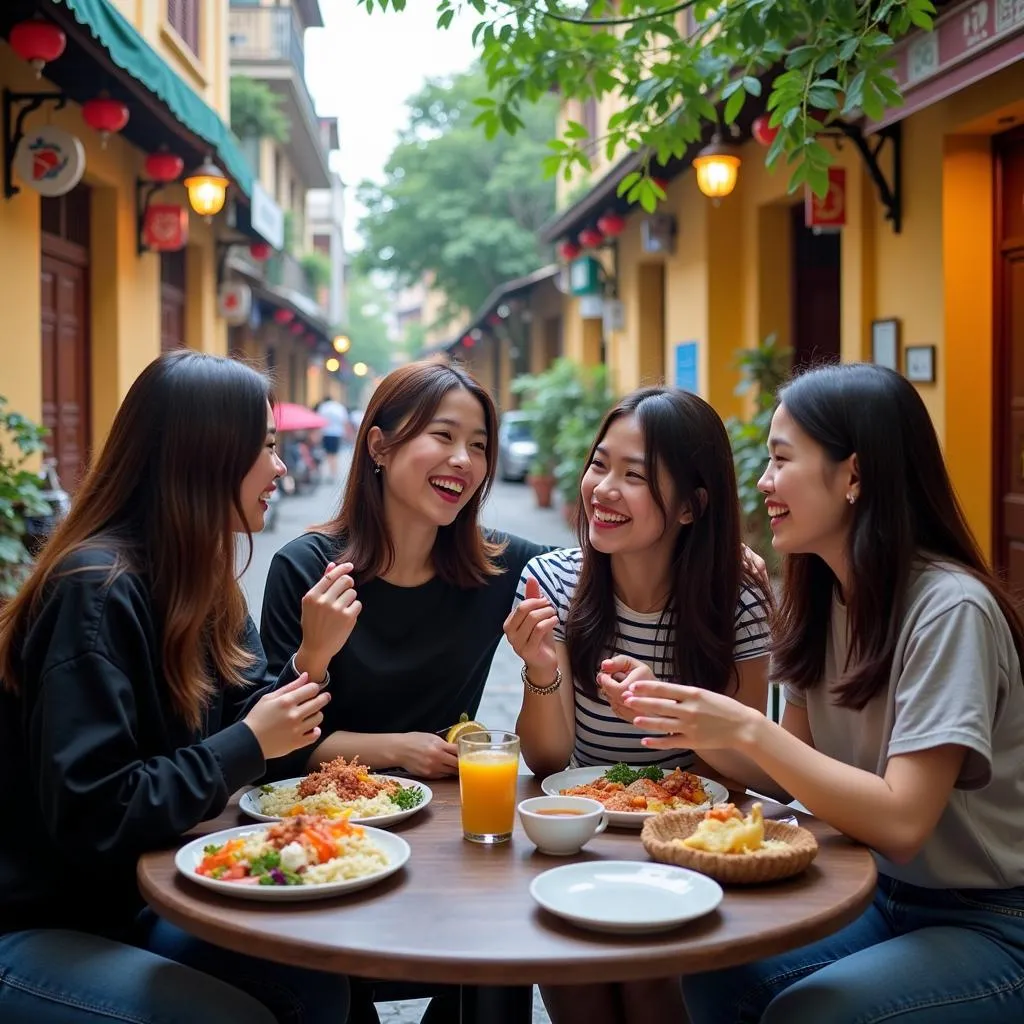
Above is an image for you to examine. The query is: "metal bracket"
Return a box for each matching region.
[3,88,68,199]
[833,120,902,234]
[135,179,166,255]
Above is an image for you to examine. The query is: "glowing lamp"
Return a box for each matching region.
[82,95,130,148]
[353,362,369,377]
[144,151,184,183]
[183,157,229,219]
[692,135,741,200]
[332,334,351,354]
[9,20,66,78]
[325,357,340,372]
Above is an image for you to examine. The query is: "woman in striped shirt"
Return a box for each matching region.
[504,386,772,1024]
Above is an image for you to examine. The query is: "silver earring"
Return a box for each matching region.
[846,492,856,504]
[374,462,382,475]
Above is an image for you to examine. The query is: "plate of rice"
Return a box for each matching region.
[177,814,410,901]
[240,756,432,828]
[541,764,729,829]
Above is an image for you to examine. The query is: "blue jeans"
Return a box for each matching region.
[0,912,349,1024]
[682,875,1024,1023]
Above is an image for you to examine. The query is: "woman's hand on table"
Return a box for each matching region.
[296,561,361,681]
[244,675,332,759]
[623,679,759,751]
[392,732,459,778]
[504,577,559,687]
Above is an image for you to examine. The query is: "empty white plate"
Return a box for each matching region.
[530,860,724,934]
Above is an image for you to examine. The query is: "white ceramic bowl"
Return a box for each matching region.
[518,796,607,856]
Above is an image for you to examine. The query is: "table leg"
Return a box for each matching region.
[460,984,533,1024]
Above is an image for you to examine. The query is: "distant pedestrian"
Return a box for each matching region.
[316,396,351,481]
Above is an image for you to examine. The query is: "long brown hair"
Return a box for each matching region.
[567,387,766,699]
[772,363,1024,708]
[317,360,505,586]
[0,351,271,729]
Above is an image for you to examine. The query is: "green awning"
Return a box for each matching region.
[48,0,253,196]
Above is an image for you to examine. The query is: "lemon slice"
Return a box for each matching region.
[445,713,486,744]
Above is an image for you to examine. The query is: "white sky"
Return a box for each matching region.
[305,1,481,250]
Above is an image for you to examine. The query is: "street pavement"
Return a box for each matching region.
[239,452,574,1024]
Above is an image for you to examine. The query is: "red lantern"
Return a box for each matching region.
[82,96,130,148]
[249,241,272,261]
[752,115,779,148]
[9,20,66,78]
[557,239,581,262]
[578,227,604,249]
[143,151,184,183]
[462,334,475,348]
[596,211,626,238]
[272,308,294,325]
[290,321,304,335]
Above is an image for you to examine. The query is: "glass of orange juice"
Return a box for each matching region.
[458,730,520,844]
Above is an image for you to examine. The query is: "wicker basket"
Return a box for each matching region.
[641,808,819,884]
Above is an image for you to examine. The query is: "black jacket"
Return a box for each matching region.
[0,546,294,937]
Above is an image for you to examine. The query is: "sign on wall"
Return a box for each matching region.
[805,167,847,231]
[675,341,698,393]
[13,126,85,197]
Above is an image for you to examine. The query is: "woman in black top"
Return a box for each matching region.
[261,360,548,779]
[0,353,355,1024]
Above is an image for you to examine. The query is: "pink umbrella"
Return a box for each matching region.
[274,402,328,432]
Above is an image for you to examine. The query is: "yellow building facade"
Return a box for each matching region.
[543,3,1024,579]
[1,0,271,490]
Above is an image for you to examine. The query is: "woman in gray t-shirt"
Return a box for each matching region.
[619,364,1024,1023]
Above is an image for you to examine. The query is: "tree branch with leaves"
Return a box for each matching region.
[357,0,935,204]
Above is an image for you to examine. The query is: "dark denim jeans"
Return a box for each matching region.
[0,911,349,1024]
[682,875,1024,1023]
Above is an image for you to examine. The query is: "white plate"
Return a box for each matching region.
[239,776,433,829]
[540,766,729,829]
[530,861,724,934]
[176,823,410,902]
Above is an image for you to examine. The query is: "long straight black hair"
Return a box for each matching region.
[566,387,767,698]
[772,362,1024,708]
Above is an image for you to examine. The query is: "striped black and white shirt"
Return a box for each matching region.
[516,548,771,770]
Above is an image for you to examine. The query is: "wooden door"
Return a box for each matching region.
[40,189,90,492]
[160,250,186,352]
[995,129,1024,591]
[790,203,841,370]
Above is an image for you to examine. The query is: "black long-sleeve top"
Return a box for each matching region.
[260,531,549,744]
[0,546,294,937]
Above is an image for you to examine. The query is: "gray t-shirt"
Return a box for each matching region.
[783,561,1024,889]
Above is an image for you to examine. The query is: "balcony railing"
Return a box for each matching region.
[229,6,305,79]
[265,251,320,308]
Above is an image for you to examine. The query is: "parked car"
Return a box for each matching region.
[496,411,538,482]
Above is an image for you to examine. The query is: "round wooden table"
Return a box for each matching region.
[138,777,876,1021]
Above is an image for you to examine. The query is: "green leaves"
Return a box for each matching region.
[0,396,52,598]
[391,0,934,201]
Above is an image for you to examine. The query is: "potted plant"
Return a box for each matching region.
[511,359,580,509]
[724,333,792,574]
[553,364,614,524]
[0,398,55,600]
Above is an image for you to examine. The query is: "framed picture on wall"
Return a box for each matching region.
[870,319,900,371]
[905,345,936,383]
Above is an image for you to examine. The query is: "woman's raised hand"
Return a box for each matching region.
[243,674,331,759]
[503,577,559,686]
[623,680,758,751]
[296,561,362,680]
[596,654,655,722]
